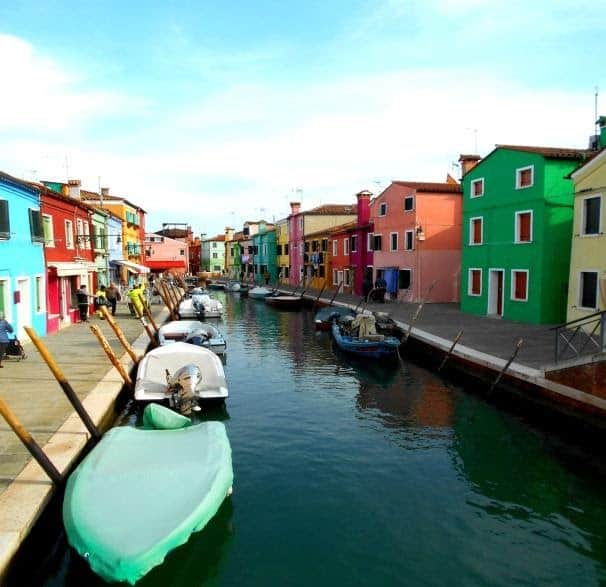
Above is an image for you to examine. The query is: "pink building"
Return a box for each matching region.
[287,202,303,285]
[370,180,462,302]
[143,233,189,276]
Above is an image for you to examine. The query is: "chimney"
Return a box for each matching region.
[458,154,481,177]
[67,179,81,199]
[356,190,372,225]
[101,187,110,197]
[224,227,235,242]
[290,201,301,215]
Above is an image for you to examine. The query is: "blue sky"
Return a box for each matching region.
[1,0,604,236]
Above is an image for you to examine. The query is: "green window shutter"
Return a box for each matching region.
[29,209,44,243]
[0,200,10,239]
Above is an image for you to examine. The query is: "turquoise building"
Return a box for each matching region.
[0,172,47,339]
[252,225,277,284]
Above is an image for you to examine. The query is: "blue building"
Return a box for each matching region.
[0,172,47,339]
[252,224,277,284]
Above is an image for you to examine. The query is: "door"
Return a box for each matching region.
[16,278,31,339]
[488,269,504,317]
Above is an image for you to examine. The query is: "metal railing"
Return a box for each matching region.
[552,310,606,363]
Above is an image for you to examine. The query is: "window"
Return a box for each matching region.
[321,238,328,252]
[212,242,217,248]
[76,218,84,246]
[379,202,387,216]
[285,244,289,255]
[469,217,483,245]
[82,221,90,249]
[35,276,45,312]
[344,238,349,255]
[511,270,528,301]
[582,195,601,235]
[579,271,598,309]
[212,252,218,259]
[213,265,221,271]
[515,211,533,243]
[372,234,382,251]
[180,249,185,256]
[332,240,338,256]
[398,269,411,290]
[404,196,414,211]
[332,269,339,285]
[390,232,398,251]
[0,200,9,239]
[367,233,373,251]
[263,244,268,256]
[42,214,54,247]
[344,269,351,287]
[277,244,282,255]
[468,269,482,296]
[516,165,534,189]
[351,235,358,252]
[404,230,414,250]
[470,178,484,198]
[65,220,74,249]
[28,209,44,243]
[299,217,304,230]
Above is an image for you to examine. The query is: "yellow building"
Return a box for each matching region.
[275,218,289,283]
[567,133,606,323]
[82,188,148,286]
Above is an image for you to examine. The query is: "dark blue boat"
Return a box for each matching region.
[331,319,401,360]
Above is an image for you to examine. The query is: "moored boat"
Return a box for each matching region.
[192,292,224,318]
[331,314,400,360]
[248,286,274,299]
[265,295,303,310]
[314,305,357,331]
[134,341,228,406]
[63,403,233,585]
[225,281,241,292]
[158,319,227,355]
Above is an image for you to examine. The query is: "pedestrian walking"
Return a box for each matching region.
[0,312,14,368]
[76,285,91,322]
[95,285,108,318]
[128,283,145,317]
[105,282,120,316]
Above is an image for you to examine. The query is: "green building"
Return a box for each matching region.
[252,225,277,284]
[460,145,588,324]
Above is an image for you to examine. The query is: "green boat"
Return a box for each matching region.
[63,404,233,584]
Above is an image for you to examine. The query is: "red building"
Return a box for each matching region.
[40,181,97,332]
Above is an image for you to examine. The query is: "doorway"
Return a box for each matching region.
[487,269,504,317]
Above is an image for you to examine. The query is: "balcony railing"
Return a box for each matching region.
[551,310,606,363]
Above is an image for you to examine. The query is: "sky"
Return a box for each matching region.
[0,0,604,237]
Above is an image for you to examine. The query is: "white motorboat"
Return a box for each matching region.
[134,342,228,403]
[158,319,227,355]
[192,292,224,318]
[225,281,241,292]
[249,286,274,299]
[177,297,198,319]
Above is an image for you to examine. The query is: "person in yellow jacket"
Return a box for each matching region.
[128,283,145,317]
[95,285,108,318]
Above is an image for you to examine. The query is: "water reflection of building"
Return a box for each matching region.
[355,363,454,429]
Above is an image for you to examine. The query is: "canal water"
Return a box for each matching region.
[12,292,606,586]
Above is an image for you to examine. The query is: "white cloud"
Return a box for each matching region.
[0,34,134,132]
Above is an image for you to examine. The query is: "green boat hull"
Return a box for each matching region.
[63,417,233,584]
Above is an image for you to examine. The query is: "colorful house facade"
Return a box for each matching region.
[328,221,356,293]
[275,218,289,284]
[371,180,462,302]
[567,120,606,322]
[143,233,189,275]
[202,234,226,273]
[461,145,589,324]
[303,228,332,289]
[252,224,277,284]
[346,190,374,296]
[0,172,47,339]
[40,181,97,332]
[288,202,357,286]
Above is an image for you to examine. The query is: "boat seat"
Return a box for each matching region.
[362,334,385,342]
[163,333,187,341]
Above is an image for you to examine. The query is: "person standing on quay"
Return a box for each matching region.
[76,285,91,322]
[128,283,144,317]
[105,282,120,316]
[0,312,14,368]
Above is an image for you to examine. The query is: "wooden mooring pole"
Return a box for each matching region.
[438,329,464,372]
[488,339,524,393]
[402,280,438,343]
[312,282,327,311]
[89,325,133,388]
[158,282,177,320]
[24,326,101,441]
[99,306,140,364]
[328,282,343,306]
[0,394,63,484]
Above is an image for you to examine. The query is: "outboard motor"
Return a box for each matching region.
[165,364,202,416]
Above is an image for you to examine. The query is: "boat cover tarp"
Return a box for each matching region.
[63,420,233,584]
[351,314,377,337]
